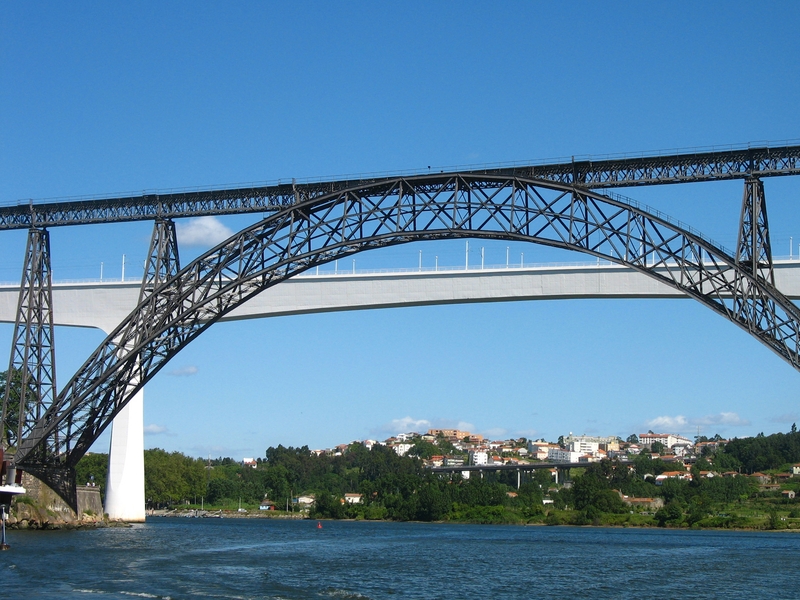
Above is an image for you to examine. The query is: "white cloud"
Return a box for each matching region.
[176,216,234,247]
[695,412,750,427]
[482,427,508,439]
[770,412,799,424]
[646,415,689,431]
[515,428,539,438]
[144,424,167,435]
[644,412,750,433]
[166,365,198,377]
[382,416,432,434]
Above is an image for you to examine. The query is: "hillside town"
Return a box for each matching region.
[259,428,723,474]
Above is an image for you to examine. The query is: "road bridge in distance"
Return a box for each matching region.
[2,260,800,329]
[430,460,591,488]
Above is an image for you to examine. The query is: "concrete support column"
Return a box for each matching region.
[104,389,145,522]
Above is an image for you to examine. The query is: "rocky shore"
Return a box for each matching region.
[6,500,126,530]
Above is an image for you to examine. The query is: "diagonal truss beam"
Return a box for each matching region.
[12,175,800,490]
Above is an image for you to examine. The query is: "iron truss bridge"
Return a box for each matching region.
[0,143,798,229]
[1,143,799,509]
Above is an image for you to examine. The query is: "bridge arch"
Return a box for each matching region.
[16,174,800,479]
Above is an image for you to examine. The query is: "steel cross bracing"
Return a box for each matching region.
[1,229,59,453]
[13,174,800,489]
[0,229,75,503]
[0,144,799,230]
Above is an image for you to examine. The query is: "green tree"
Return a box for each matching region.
[654,501,683,526]
[76,452,109,496]
[0,368,24,448]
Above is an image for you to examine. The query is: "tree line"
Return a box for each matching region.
[63,427,800,527]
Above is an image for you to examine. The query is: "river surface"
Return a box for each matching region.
[3,518,800,599]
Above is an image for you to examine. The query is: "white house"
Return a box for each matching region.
[390,443,413,456]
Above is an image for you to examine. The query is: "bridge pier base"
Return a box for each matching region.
[104,389,145,522]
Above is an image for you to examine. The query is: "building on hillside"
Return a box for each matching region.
[547,448,582,463]
[792,463,800,476]
[428,428,471,440]
[569,440,600,455]
[470,450,490,466]
[527,442,558,460]
[655,471,692,485]
[577,454,600,463]
[429,455,444,467]
[563,434,620,452]
[639,433,693,449]
[344,493,363,504]
[390,442,413,457]
[444,456,465,467]
[695,440,727,455]
[751,473,771,484]
[617,493,664,510]
[242,458,258,468]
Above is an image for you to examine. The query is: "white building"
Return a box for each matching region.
[563,434,620,452]
[569,440,599,455]
[470,450,490,466]
[547,448,582,463]
[391,443,413,456]
[639,433,693,449]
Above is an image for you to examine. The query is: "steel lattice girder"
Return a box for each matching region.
[0,144,799,231]
[1,229,58,455]
[13,175,800,477]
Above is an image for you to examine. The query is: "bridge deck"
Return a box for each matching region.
[1,143,798,230]
[2,261,799,333]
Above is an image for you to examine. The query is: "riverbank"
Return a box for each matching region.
[147,507,800,532]
[6,500,127,530]
[151,508,306,520]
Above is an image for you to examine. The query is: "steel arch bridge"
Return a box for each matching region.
[9,173,800,502]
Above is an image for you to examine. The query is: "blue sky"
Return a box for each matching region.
[2,2,800,458]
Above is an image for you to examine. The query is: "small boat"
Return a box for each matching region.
[316,521,322,529]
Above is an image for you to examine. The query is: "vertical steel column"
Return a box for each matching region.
[736,177,774,285]
[140,218,181,302]
[733,178,776,332]
[1,228,57,465]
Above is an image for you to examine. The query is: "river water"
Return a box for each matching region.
[3,518,800,599]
